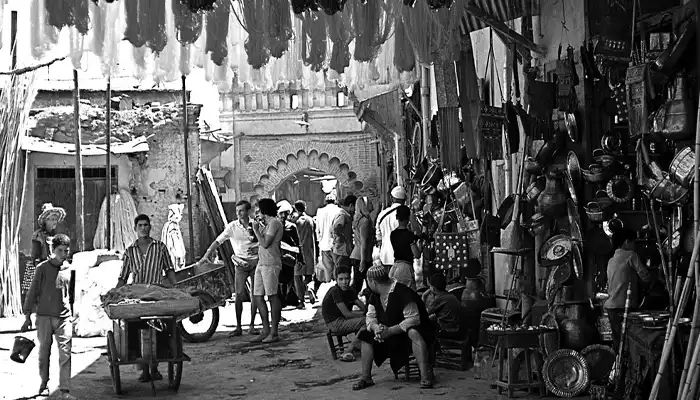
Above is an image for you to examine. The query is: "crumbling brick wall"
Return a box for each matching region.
[129,104,204,258]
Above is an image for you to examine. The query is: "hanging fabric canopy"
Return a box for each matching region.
[28,0,539,92]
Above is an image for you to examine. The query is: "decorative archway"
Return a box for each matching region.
[254,149,364,196]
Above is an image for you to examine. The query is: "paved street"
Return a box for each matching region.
[1,284,503,400]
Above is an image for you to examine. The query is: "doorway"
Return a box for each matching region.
[274,169,338,216]
[34,167,117,251]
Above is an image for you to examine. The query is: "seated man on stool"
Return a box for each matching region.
[422,273,462,338]
[352,265,435,391]
[321,266,366,361]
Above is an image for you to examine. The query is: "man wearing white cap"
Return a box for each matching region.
[315,193,341,292]
[375,186,408,267]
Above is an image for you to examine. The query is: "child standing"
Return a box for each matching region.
[321,266,366,361]
[21,234,74,399]
[422,273,462,337]
[389,205,419,290]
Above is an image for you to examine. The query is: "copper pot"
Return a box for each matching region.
[537,170,568,217]
[593,149,616,167]
[525,156,543,175]
[669,147,695,188]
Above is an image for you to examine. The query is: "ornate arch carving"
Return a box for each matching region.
[254,149,364,196]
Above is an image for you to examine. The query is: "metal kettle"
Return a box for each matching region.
[661,73,694,140]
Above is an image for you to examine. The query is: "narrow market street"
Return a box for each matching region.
[1,284,500,400]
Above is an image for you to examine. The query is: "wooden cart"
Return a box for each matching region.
[106,316,191,396]
[174,262,236,342]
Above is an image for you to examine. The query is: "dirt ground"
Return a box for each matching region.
[1,284,507,400]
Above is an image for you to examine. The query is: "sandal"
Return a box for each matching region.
[420,379,433,389]
[229,328,243,337]
[352,377,375,391]
[339,353,356,362]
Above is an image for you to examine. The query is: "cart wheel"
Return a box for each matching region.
[179,292,219,342]
[168,361,183,391]
[107,331,122,395]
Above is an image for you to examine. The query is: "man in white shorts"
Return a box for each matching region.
[250,198,284,343]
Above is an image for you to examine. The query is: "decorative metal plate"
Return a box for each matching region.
[539,313,560,356]
[543,349,590,398]
[567,151,581,188]
[541,234,573,265]
[572,243,583,279]
[581,344,615,384]
[564,170,579,206]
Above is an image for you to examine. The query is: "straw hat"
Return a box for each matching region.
[38,203,66,224]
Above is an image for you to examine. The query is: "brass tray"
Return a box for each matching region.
[539,313,560,356]
[540,234,573,266]
[581,344,615,384]
[543,349,590,397]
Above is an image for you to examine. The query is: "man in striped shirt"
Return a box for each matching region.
[116,214,176,382]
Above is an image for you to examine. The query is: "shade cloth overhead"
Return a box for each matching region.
[28,0,539,92]
[460,0,539,33]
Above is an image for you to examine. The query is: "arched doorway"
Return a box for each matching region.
[253,150,364,215]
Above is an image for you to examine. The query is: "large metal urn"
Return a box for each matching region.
[559,304,594,351]
[537,170,568,217]
[461,277,495,313]
[661,73,694,140]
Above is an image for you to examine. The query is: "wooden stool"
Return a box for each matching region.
[326,331,351,360]
[394,356,421,380]
[494,331,546,398]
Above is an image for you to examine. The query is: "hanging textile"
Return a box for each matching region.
[351,0,394,63]
[300,10,327,72]
[69,26,84,70]
[93,189,139,253]
[154,0,181,84]
[323,4,354,74]
[99,0,122,76]
[393,14,414,73]
[234,0,270,69]
[124,0,145,47]
[456,37,482,159]
[172,0,203,44]
[291,0,319,15]
[268,0,293,58]
[161,204,187,270]
[45,0,90,34]
[89,2,105,58]
[434,59,461,169]
[317,0,348,15]
[480,104,505,160]
[140,0,168,54]
[31,0,60,60]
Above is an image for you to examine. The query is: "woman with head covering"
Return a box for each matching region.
[23,204,66,299]
[350,196,374,293]
[161,203,186,270]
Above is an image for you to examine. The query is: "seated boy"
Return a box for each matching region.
[321,266,366,361]
[421,273,462,337]
[21,234,76,399]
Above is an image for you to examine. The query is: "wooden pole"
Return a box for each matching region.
[182,75,195,262]
[105,77,111,250]
[73,70,85,252]
[420,65,430,159]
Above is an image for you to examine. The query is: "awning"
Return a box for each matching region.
[22,136,149,156]
[461,0,540,33]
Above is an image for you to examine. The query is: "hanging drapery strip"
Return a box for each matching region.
[352,0,394,63]
[235,0,270,69]
[172,0,203,44]
[99,0,122,76]
[393,14,415,73]
[124,0,144,47]
[154,0,180,84]
[456,35,482,159]
[268,0,294,58]
[69,27,85,70]
[317,0,349,15]
[434,57,461,169]
[140,0,168,54]
[89,1,105,58]
[301,10,327,72]
[291,0,319,15]
[324,4,354,74]
[45,0,90,34]
[31,0,60,60]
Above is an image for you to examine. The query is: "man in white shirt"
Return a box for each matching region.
[375,186,407,267]
[201,200,259,337]
[315,193,341,291]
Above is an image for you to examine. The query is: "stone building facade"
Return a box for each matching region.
[216,84,380,210]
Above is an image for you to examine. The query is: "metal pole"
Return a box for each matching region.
[105,77,111,249]
[182,75,195,261]
[420,66,430,159]
[73,69,85,251]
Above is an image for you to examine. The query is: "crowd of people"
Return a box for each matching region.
[20,186,467,397]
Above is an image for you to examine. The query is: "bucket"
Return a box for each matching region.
[10,336,35,363]
[669,147,695,188]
